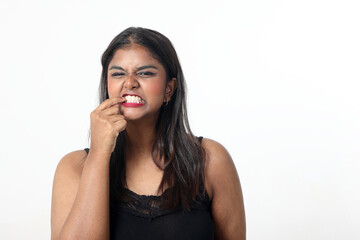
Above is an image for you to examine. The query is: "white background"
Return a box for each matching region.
[0,0,359,239]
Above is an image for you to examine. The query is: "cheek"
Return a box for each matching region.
[107,79,120,98]
[146,80,166,101]
[149,82,165,94]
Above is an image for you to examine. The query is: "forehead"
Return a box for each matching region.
[109,44,162,68]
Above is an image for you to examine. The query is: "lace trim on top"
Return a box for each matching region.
[110,184,211,220]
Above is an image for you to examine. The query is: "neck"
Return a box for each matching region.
[124,117,157,159]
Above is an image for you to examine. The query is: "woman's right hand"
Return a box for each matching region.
[52,98,125,239]
[89,97,127,156]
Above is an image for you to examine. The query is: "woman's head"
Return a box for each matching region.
[100,27,185,118]
[107,43,176,121]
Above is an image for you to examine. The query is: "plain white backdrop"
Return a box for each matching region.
[0,0,359,239]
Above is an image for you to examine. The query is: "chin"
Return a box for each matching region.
[122,113,142,121]
[122,109,159,122]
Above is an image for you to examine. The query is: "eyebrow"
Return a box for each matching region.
[109,65,125,71]
[109,65,158,71]
[136,65,158,71]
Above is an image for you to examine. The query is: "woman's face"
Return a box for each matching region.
[107,44,175,121]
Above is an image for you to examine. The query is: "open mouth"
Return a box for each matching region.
[122,94,145,104]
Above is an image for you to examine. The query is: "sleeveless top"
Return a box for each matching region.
[84,137,214,239]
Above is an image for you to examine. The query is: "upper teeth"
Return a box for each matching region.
[125,95,143,103]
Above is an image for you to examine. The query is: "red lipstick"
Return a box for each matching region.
[121,93,145,107]
[121,102,144,107]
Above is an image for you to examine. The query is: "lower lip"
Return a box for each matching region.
[121,102,145,107]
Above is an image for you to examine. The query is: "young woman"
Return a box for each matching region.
[51,27,246,240]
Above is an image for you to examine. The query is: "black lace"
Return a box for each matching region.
[110,185,211,220]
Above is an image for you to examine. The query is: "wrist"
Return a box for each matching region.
[86,150,112,163]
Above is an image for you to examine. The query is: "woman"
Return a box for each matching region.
[51,27,246,240]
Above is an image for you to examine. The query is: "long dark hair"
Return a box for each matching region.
[99,27,205,210]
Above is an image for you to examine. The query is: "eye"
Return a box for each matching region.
[137,71,156,77]
[111,72,126,77]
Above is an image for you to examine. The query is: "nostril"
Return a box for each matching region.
[124,76,139,89]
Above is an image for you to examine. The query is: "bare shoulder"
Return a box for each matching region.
[55,150,88,177]
[51,149,88,238]
[52,149,88,207]
[201,138,246,240]
[201,137,232,161]
[52,149,88,202]
[201,138,238,198]
[201,137,229,154]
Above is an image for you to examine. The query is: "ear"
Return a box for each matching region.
[164,78,177,101]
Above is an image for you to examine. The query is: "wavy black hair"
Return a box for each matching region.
[99,27,205,210]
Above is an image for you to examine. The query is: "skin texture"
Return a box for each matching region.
[51,44,246,240]
[202,138,246,239]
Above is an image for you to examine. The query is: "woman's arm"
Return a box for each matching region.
[202,138,246,240]
[51,150,111,240]
[51,97,126,240]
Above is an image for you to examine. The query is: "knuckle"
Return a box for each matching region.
[104,119,111,126]
[110,128,118,135]
[118,120,127,128]
[90,111,96,118]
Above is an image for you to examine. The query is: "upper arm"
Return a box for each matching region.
[51,150,87,240]
[202,138,246,240]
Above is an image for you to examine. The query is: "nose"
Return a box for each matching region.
[124,74,139,90]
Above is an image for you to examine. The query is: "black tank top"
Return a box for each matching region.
[84,137,214,239]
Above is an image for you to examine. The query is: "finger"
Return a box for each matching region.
[102,104,121,116]
[96,97,125,111]
[108,115,125,123]
[113,119,127,132]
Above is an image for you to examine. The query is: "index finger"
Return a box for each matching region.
[97,97,126,111]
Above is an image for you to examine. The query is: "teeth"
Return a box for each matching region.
[125,95,143,103]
